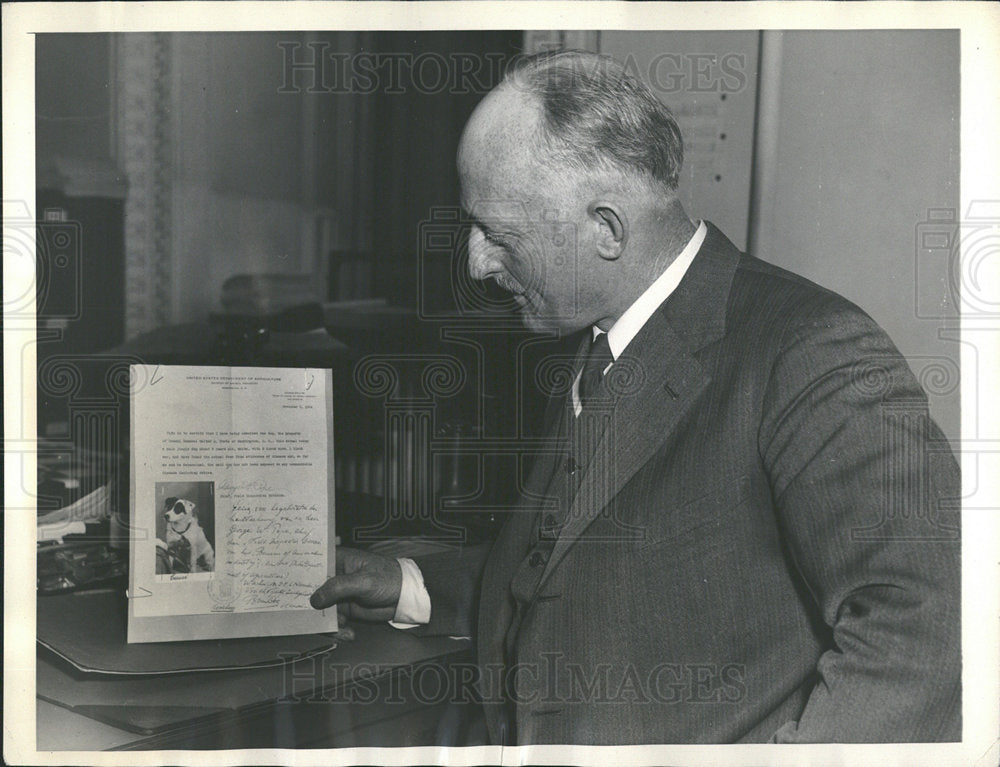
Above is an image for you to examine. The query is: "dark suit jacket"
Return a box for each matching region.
[414,223,961,744]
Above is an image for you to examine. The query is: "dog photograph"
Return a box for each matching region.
[154,481,216,577]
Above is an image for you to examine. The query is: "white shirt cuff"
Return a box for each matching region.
[389,557,431,629]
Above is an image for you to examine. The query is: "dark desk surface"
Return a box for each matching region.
[37,621,478,750]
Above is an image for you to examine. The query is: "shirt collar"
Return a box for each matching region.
[593,220,707,359]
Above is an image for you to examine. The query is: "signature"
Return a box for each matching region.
[217,479,284,495]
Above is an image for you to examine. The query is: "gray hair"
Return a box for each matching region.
[505,50,684,191]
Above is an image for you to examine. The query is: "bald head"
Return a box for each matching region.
[457,52,695,333]
[460,51,687,210]
[457,84,554,209]
[503,51,684,192]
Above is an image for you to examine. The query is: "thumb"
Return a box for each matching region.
[310,571,373,610]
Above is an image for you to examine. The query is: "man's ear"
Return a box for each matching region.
[589,201,628,260]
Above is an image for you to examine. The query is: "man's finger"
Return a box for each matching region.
[310,571,371,609]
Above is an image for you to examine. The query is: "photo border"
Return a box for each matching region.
[4,3,998,766]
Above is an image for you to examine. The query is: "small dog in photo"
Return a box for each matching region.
[160,497,215,573]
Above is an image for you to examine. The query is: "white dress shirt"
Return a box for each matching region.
[572,220,707,415]
[391,220,708,628]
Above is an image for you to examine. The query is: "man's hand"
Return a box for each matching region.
[310,546,402,623]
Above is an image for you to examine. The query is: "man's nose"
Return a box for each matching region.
[466,228,501,282]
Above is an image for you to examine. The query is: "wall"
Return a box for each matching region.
[751,31,960,445]
[36,33,344,334]
[167,33,345,323]
[36,34,114,164]
[600,30,959,445]
[36,34,128,354]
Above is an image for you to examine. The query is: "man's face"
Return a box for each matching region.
[460,194,582,332]
[457,91,590,333]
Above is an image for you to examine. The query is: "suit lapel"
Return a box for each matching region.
[535,222,742,590]
[477,333,588,652]
[518,332,590,508]
[537,320,709,587]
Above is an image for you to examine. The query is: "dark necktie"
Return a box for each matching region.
[578,331,613,409]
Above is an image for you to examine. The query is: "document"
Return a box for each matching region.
[127,365,337,643]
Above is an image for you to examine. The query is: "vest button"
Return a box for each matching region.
[566,457,577,474]
[529,551,546,567]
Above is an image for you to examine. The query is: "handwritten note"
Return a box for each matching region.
[127,365,337,643]
[224,497,325,611]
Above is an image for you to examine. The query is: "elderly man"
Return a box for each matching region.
[311,51,960,744]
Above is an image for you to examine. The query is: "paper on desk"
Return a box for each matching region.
[37,481,111,527]
[38,481,110,542]
[128,365,337,643]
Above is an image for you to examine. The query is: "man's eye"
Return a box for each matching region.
[484,231,509,247]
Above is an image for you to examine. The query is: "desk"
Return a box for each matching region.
[34,327,492,750]
[37,622,482,750]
